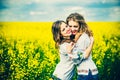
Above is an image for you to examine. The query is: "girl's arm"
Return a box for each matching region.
[66,36,94,65]
[83,36,94,59]
[74,32,82,42]
[64,36,94,63]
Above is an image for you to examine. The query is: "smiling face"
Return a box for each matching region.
[60,22,72,37]
[68,20,79,35]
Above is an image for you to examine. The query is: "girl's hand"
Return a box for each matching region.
[90,36,94,44]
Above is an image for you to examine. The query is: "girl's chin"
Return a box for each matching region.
[72,33,77,35]
[67,34,72,36]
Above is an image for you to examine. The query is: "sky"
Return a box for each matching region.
[0,0,120,22]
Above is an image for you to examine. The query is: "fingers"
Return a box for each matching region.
[90,36,94,44]
[70,42,74,46]
[70,42,75,48]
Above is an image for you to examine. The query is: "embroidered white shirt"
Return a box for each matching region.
[75,32,98,75]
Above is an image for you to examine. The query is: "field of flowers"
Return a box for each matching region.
[0,22,120,80]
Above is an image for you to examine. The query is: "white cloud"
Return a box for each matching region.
[101,0,107,3]
[4,0,27,7]
[30,11,47,15]
[1,0,120,21]
[109,7,120,20]
[64,6,87,15]
[101,0,120,4]
[113,7,120,12]
[65,6,83,11]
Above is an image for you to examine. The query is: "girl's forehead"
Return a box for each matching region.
[61,22,66,27]
[60,22,67,30]
[68,20,78,25]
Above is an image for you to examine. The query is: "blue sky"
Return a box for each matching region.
[0,0,120,21]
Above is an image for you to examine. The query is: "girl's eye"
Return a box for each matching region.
[69,25,72,27]
[62,28,65,31]
[74,26,78,28]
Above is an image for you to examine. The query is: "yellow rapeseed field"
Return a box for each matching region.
[0,22,120,80]
[0,22,119,40]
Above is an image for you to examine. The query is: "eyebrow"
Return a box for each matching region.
[69,25,78,27]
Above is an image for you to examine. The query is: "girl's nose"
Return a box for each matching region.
[71,27,74,31]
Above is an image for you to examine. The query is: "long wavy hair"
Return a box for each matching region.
[66,13,93,36]
[52,20,65,48]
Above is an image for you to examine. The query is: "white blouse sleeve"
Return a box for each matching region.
[59,42,87,65]
[71,48,85,65]
[59,43,84,61]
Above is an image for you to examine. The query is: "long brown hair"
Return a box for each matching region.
[52,20,65,48]
[66,13,93,36]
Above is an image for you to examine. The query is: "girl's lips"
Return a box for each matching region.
[72,32,76,34]
[72,31,77,34]
[66,30,72,34]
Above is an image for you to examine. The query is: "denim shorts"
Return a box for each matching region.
[77,70,99,80]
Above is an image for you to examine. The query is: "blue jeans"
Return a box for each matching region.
[52,75,61,80]
[77,70,98,80]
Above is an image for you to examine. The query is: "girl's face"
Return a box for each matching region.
[68,20,79,35]
[60,22,72,37]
